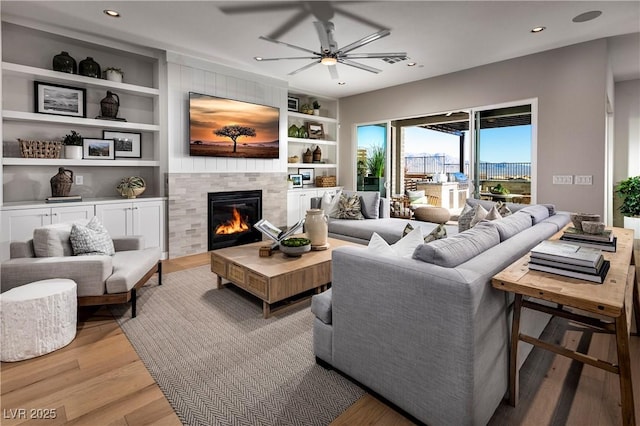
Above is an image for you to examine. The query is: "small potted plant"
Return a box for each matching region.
[312,100,321,116]
[300,103,313,115]
[63,130,83,159]
[104,67,124,83]
[616,175,640,237]
[116,176,146,198]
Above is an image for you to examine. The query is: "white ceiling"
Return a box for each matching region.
[2,1,639,98]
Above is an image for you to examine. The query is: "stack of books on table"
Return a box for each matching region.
[529,240,610,283]
[559,227,617,252]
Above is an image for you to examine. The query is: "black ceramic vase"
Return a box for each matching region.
[79,57,101,78]
[100,91,120,119]
[52,51,77,74]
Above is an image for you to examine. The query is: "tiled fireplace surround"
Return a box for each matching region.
[168,173,288,258]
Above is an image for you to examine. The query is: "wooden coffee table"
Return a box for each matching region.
[210,237,357,318]
[492,227,639,425]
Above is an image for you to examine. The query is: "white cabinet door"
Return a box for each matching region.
[1,208,51,259]
[51,205,95,224]
[287,190,319,226]
[95,202,133,238]
[131,200,165,249]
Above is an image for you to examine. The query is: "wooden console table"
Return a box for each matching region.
[211,237,356,318]
[492,227,639,425]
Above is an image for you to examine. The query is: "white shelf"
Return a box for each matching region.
[287,111,337,124]
[2,158,159,167]
[287,137,337,146]
[2,110,160,132]
[2,62,159,97]
[287,163,337,168]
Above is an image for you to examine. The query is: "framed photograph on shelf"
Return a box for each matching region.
[306,122,324,139]
[287,96,299,112]
[298,168,314,185]
[288,174,303,188]
[83,139,115,160]
[103,131,142,158]
[34,81,86,118]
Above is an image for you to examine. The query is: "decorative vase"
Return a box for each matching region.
[105,69,123,82]
[65,145,82,160]
[79,57,101,78]
[50,167,73,197]
[303,148,313,163]
[298,127,308,139]
[52,51,76,74]
[288,125,299,138]
[313,145,322,162]
[313,109,320,116]
[100,91,120,119]
[305,209,328,248]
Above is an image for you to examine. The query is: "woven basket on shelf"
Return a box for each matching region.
[18,139,63,159]
[315,175,337,187]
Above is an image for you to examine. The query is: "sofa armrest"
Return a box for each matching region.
[113,235,145,251]
[10,240,35,259]
[1,256,113,296]
[378,197,390,218]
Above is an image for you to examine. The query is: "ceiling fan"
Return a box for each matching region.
[256,20,407,79]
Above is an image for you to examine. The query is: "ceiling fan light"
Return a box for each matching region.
[103,9,120,17]
[254,57,264,61]
[321,56,337,66]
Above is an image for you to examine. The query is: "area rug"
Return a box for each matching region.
[111,265,364,425]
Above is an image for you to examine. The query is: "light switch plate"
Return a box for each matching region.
[75,175,83,185]
[552,175,573,184]
[575,175,593,185]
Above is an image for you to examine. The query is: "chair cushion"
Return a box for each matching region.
[105,247,161,294]
[413,221,500,267]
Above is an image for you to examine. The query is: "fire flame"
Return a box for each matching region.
[215,207,250,235]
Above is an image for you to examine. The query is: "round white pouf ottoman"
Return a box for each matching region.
[1,279,77,362]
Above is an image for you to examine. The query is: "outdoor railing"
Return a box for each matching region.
[405,156,530,180]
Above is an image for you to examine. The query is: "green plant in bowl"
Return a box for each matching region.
[281,237,311,247]
[280,237,311,257]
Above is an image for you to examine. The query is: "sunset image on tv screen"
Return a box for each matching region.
[189,93,280,159]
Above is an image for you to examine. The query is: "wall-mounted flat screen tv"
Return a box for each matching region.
[189,92,280,159]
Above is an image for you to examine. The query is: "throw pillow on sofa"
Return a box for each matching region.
[369,227,424,258]
[344,190,381,219]
[322,190,342,218]
[335,193,364,220]
[403,223,447,243]
[70,216,115,256]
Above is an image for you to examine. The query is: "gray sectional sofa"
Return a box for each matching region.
[312,198,570,425]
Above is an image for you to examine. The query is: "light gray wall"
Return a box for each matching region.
[339,40,609,217]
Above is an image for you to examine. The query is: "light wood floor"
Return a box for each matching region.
[1,252,638,425]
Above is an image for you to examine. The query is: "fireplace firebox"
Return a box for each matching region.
[208,190,262,250]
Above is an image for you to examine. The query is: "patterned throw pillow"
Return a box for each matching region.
[485,205,503,221]
[424,224,447,243]
[469,204,489,228]
[496,201,512,217]
[70,216,115,256]
[335,193,364,220]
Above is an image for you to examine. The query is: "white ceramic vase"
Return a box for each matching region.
[65,145,82,160]
[105,70,123,83]
[305,209,328,247]
[623,216,640,239]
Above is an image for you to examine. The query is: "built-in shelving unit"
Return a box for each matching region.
[2,158,160,167]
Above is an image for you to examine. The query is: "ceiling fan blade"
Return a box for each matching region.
[268,9,311,40]
[219,2,303,14]
[259,36,319,55]
[288,60,322,76]
[338,58,382,74]
[338,29,391,54]
[328,64,339,80]
[258,56,320,61]
[313,21,337,53]
[342,52,407,59]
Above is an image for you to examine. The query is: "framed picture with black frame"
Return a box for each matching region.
[34,81,86,118]
[288,174,303,188]
[83,138,115,160]
[298,168,314,185]
[103,131,142,158]
[287,96,299,112]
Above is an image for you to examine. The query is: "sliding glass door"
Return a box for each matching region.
[356,123,389,197]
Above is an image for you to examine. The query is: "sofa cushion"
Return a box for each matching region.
[335,193,364,220]
[344,190,381,219]
[70,217,115,256]
[311,288,332,324]
[413,221,501,267]
[465,198,528,213]
[33,223,74,257]
[106,247,161,294]
[424,224,448,243]
[493,211,532,241]
[517,204,550,224]
[322,190,342,218]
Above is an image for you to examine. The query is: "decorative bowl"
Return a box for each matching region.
[581,221,605,234]
[279,238,311,257]
[570,212,600,231]
[116,176,146,199]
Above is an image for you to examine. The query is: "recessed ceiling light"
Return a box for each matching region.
[572,10,602,23]
[531,26,546,33]
[338,81,346,85]
[254,57,263,61]
[407,62,417,67]
[103,9,120,18]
